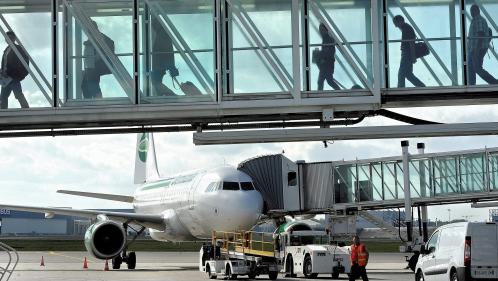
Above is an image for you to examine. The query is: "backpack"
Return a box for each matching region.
[94,34,115,76]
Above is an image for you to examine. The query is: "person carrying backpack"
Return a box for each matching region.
[468,4,498,85]
[81,20,115,99]
[315,23,340,91]
[0,31,29,109]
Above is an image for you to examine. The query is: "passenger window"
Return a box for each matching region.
[240,182,255,191]
[426,230,440,254]
[288,172,297,186]
[223,182,240,190]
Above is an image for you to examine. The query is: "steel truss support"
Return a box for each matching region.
[227,0,293,92]
[144,0,214,95]
[64,0,135,99]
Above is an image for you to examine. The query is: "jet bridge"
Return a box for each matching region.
[239,144,498,215]
[1,0,498,136]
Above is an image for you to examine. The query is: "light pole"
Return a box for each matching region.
[447,209,451,222]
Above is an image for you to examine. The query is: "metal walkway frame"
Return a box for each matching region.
[0,0,497,134]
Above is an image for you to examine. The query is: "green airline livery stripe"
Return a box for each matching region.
[141,180,172,191]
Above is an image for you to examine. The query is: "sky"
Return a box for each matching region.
[2,105,498,223]
[1,2,498,224]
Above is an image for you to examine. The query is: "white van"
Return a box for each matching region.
[415,222,498,281]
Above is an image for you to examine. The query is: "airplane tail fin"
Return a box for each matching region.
[134,133,160,184]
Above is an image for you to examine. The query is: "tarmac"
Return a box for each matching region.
[1,252,413,281]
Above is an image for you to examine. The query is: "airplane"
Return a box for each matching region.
[0,133,264,269]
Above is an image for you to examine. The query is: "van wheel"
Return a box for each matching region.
[451,270,459,281]
[416,270,424,281]
[303,256,318,278]
[206,264,216,279]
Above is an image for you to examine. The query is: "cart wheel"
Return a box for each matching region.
[331,271,339,279]
[206,264,217,279]
[226,264,237,280]
[268,271,278,280]
[303,256,318,279]
[248,272,257,279]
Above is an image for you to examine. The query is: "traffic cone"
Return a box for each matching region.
[40,256,45,266]
[83,257,88,269]
[104,259,109,271]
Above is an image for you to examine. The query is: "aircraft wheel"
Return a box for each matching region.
[126,252,136,269]
[112,255,122,269]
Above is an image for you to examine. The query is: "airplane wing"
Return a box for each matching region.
[57,190,134,203]
[0,204,165,230]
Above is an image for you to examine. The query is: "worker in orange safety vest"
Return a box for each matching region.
[349,235,369,281]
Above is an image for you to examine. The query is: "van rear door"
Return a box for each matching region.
[470,223,498,279]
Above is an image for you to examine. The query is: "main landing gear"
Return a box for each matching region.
[112,223,145,270]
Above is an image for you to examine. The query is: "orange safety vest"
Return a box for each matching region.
[350,243,368,266]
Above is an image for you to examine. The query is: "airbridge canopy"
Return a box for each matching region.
[1,0,498,132]
[241,147,498,214]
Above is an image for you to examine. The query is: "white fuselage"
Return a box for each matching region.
[132,166,263,242]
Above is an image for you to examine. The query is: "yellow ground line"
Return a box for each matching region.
[48,251,99,264]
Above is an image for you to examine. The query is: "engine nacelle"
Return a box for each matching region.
[84,220,126,259]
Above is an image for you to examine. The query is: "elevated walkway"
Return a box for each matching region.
[239,146,498,214]
[0,0,497,134]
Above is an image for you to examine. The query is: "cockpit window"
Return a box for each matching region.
[205,182,221,193]
[223,182,240,190]
[240,182,255,191]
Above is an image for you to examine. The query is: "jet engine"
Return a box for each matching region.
[84,220,126,259]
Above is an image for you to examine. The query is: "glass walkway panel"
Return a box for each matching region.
[0,0,498,132]
[304,147,498,211]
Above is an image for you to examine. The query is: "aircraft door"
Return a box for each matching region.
[282,158,301,212]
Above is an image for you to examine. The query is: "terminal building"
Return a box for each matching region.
[0,209,132,236]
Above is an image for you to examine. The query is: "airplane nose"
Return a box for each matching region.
[232,191,263,230]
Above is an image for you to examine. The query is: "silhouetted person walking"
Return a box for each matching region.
[393,15,425,88]
[151,17,179,96]
[81,21,115,99]
[468,4,497,85]
[0,31,29,109]
[316,23,340,91]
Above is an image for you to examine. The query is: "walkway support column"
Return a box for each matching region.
[402,140,412,242]
[418,143,429,242]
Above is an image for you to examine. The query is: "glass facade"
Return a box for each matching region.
[0,0,497,110]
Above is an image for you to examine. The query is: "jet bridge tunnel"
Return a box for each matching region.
[1,0,498,134]
[238,146,498,215]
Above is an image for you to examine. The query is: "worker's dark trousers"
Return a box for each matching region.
[349,264,369,281]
